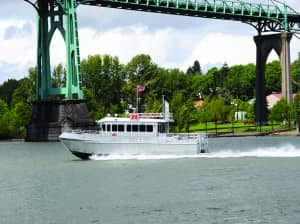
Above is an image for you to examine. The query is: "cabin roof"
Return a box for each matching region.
[97,117,169,124]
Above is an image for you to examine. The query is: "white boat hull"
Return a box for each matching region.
[59,132,207,160]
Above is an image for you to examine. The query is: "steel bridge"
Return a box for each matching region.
[24,0,300,101]
[78,0,300,34]
[24,0,300,140]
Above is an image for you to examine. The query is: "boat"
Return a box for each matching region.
[59,98,208,160]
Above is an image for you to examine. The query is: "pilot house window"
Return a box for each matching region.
[132,125,138,132]
[118,125,124,132]
[140,125,145,132]
[146,125,153,132]
[158,123,166,133]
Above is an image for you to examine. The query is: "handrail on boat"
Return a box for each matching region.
[71,129,98,134]
[167,133,207,139]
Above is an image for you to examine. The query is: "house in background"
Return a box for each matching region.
[266,92,296,110]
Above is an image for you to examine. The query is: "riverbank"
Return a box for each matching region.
[209,128,299,138]
[1,129,299,142]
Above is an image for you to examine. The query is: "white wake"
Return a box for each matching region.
[89,144,300,160]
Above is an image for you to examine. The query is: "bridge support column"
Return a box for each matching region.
[25,0,96,141]
[26,100,96,141]
[281,33,293,104]
[253,32,293,125]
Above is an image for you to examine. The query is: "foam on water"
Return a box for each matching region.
[89,144,300,161]
[206,144,300,158]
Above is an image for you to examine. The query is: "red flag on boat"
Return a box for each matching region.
[137,85,145,93]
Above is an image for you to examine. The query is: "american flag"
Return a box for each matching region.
[137,85,145,93]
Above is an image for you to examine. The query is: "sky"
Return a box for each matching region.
[0,0,300,84]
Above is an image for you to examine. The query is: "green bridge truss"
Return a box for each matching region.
[25,0,83,100]
[78,0,300,34]
[25,0,300,100]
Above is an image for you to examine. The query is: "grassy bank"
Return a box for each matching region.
[187,121,296,136]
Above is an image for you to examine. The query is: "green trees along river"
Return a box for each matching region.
[1,54,300,139]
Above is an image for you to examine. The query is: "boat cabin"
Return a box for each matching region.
[97,113,172,135]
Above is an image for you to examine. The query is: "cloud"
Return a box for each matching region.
[0,1,35,21]
[0,61,30,84]
[182,33,256,70]
[78,23,300,71]
[77,5,208,31]
[4,22,32,40]
[78,24,207,70]
[0,20,36,83]
[0,1,300,85]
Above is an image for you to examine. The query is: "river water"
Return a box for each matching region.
[1,136,300,224]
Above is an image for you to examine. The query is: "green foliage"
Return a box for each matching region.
[11,78,35,106]
[0,99,9,117]
[224,63,255,100]
[269,98,290,122]
[12,102,32,135]
[81,54,125,119]
[171,91,197,132]
[208,97,228,122]
[265,60,281,94]
[0,72,35,138]
[0,79,19,106]
[126,54,158,85]
[0,98,32,138]
[187,60,202,75]
[0,112,12,139]
[292,93,300,132]
[198,97,229,123]
[291,59,300,93]
[292,93,300,116]
[245,102,255,122]
[1,53,298,138]
[52,64,65,88]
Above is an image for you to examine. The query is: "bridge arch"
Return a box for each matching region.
[254,32,293,124]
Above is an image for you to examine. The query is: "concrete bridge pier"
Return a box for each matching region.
[254,32,293,125]
[26,100,96,141]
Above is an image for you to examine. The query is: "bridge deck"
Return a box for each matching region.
[78,0,300,33]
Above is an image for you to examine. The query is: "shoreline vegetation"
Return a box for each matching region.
[1,54,300,140]
[0,127,298,142]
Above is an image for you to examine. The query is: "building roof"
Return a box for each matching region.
[267,92,296,109]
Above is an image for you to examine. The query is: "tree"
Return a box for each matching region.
[81,54,125,118]
[292,93,300,132]
[52,64,65,88]
[265,60,281,94]
[170,91,196,131]
[125,54,157,84]
[225,65,243,99]
[11,78,35,106]
[208,97,228,122]
[0,79,19,106]
[0,99,9,116]
[245,102,255,122]
[291,59,300,93]
[0,99,11,138]
[269,98,290,123]
[190,71,214,97]
[11,101,32,136]
[187,60,202,75]
[0,112,12,139]
[171,91,185,131]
